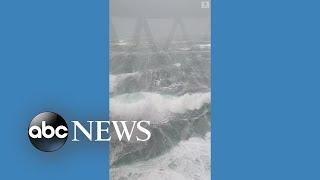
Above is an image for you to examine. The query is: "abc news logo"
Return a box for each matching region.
[28,112,151,152]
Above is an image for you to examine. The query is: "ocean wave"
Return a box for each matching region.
[109,37,211,179]
[110,92,210,123]
[110,133,211,180]
[110,72,140,93]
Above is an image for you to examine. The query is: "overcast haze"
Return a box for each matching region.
[110,0,211,39]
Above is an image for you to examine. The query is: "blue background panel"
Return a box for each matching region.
[0,0,109,179]
[213,0,320,180]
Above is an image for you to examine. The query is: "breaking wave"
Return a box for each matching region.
[110,92,210,123]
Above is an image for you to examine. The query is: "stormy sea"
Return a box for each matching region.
[109,36,211,180]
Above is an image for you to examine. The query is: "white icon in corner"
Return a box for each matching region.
[201,1,210,8]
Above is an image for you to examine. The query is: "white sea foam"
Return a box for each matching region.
[110,92,210,123]
[115,40,129,46]
[110,73,140,93]
[110,133,211,180]
[173,63,181,67]
[197,44,211,49]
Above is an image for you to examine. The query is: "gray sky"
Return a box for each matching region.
[110,0,211,39]
[110,0,210,18]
